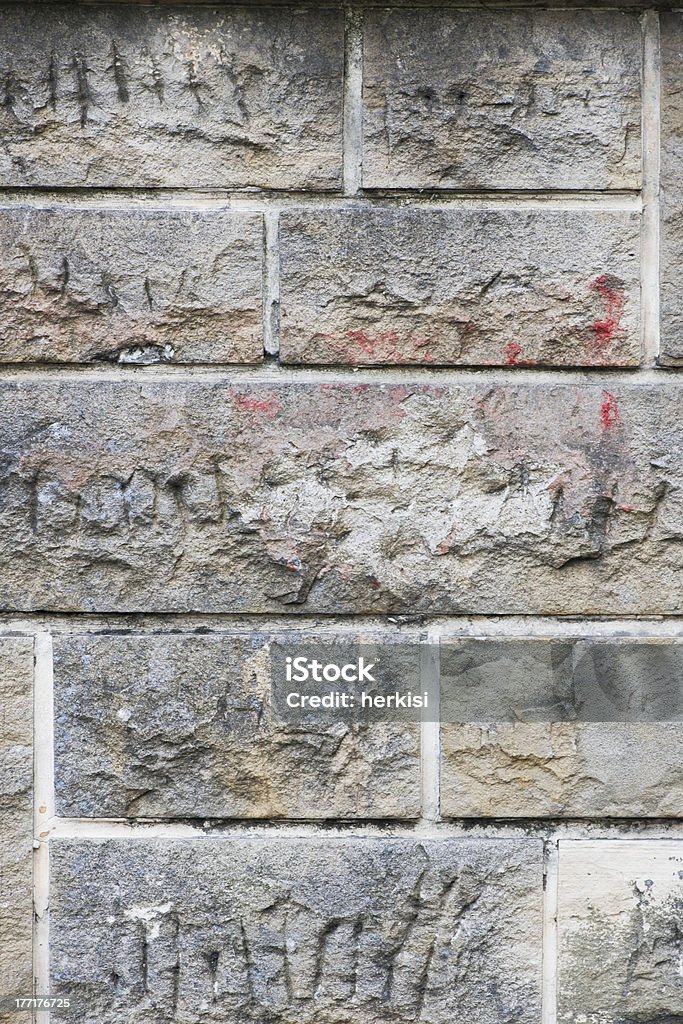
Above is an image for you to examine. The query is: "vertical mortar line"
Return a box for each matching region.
[419,629,441,824]
[541,835,560,1024]
[343,6,364,196]
[33,632,55,1011]
[263,210,280,357]
[641,10,661,367]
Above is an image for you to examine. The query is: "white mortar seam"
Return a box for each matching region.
[419,631,440,824]
[641,11,661,367]
[33,632,55,1008]
[263,211,280,357]
[343,7,364,196]
[541,837,559,1024]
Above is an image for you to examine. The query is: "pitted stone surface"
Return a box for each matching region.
[558,841,683,1023]
[50,837,543,1023]
[0,638,34,1000]
[362,10,642,190]
[0,208,263,363]
[52,633,421,819]
[0,381,680,614]
[0,5,343,188]
[659,14,683,365]
[280,209,640,366]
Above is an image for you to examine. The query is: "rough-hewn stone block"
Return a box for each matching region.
[280,209,640,366]
[440,638,683,817]
[0,638,34,1000]
[50,837,543,1023]
[0,208,263,364]
[363,10,641,190]
[558,841,683,1023]
[659,14,683,365]
[0,5,343,188]
[0,381,680,614]
[53,633,421,819]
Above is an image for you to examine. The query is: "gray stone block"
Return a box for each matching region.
[558,841,683,1023]
[50,836,543,1023]
[363,10,642,190]
[659,14,683,365]
[0,381,680,614]
[0,638,34,1000]
[0,5,343,188]
[0,207,263,363]
[52,633,421,819]
[280,208,641,366]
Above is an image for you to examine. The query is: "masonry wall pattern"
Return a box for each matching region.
[0,3,681,1024]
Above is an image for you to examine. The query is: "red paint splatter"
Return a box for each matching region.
[590,275,625,360]
[503,341,523,366]
[600,390,621,430]
[346,329,434,364]
[620,505,635,513]
[234,393,281,418]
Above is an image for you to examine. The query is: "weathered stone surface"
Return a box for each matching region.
[52,633,420,819]
[50,837,543,1023]
[0,207,263,364]
[0,5,343,188]
[363,10,642,190]
[441,639,683,817]
[0,381,681,614]
[0,638,34,999]
[280,208,640,366]
[558,841,683,1023]
[659,14,683,365]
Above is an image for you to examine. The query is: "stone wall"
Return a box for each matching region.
[0,3,681,1023]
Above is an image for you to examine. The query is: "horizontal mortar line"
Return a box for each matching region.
[1,614,682,631]
[0,365,681,384]
[0,190,642,212]
[46,817,683,841]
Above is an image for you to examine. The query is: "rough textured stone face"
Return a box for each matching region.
[0,638,34,998]
[362,10,642,190]
[0,5,343,188]
[659,14,683,366]
[558,841,683,1023]
[52,633,421,819]
[0,207,263,364]
[280,208,641,366]
[50,837,543,1023]
[0,381,680,615]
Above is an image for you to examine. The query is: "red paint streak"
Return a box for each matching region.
[503,341,523,366]
[590,275,625,359]
[600,390,621,430]
[620,504,635,513]
[234,394,281,418]
[346,329,434,364]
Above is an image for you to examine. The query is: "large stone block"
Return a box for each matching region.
[558,841,683,1023]
[52,633,421,819]
[440,637,683,817]
[0,381,680,614]
[280,208,640,366]
[0,638,34,1001]
[659,14,683,365]
[0,5,343,188]
[0,208,263,364]
[363,10,641,190]
[50,837,543,1023]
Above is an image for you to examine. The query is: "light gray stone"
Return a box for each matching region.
[52,633,421,819]
[280,208,641,366]
[0,381,680,614]
[0,638,34,1000]
[0,5,343,188]
[50,836,543,1023]
[363,10,642,190]
[558,841,683,1023]
[659,14,683,365]
[0,207,263,364]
